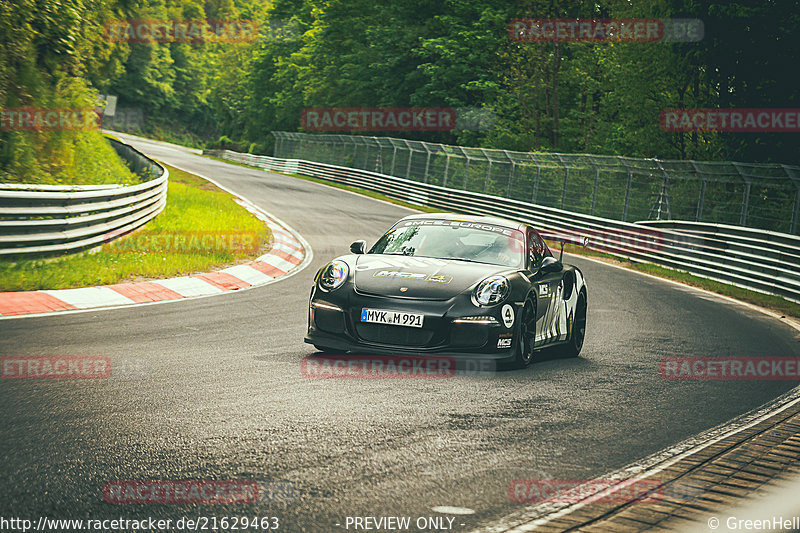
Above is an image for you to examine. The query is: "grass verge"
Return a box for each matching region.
[204,152,800,320]
[0,164,271,291]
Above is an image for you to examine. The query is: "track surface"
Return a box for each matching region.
[1,134,798,531]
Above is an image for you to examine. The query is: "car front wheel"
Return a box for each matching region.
[510,300,536,369]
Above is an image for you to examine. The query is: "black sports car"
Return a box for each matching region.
[304,213,587,368]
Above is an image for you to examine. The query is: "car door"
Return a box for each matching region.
[526,229,564,348]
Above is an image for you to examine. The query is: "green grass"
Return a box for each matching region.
[628,262,800,318]
[0,164,271,291]
[204,152,800,320]
[0,130,139,186]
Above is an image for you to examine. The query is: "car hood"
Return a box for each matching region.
[353,254,509,300]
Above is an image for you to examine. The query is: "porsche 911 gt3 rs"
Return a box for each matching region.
[304,213,587,368]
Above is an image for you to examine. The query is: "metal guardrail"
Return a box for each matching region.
[0,139,168,256]
[272,131,800,236]
[205,148,800,303]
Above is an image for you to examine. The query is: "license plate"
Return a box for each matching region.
[361,308,424,328]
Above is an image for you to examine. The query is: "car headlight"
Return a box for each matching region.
[319,260,349,291]
[474,275,509,306]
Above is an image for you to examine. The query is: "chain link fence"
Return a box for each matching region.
[272,132,800,235]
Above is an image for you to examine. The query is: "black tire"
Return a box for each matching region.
[555,291,587,358]
[510,299,536,369]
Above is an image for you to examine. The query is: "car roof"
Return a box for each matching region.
[397,212,528,232]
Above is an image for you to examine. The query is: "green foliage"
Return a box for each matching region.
[0,0,137,184]
[3,0,799,187]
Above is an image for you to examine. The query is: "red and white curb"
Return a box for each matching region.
[0,195,312,319]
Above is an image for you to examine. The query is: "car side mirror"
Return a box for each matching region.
[539,256,563,274]
[350,240,366,254]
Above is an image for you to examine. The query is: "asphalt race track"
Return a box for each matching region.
[1,134,798,532]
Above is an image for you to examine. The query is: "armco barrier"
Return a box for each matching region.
[0,138,167,256]
[204,148,800,303]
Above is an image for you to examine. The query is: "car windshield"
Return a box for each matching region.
[369,220,525,268]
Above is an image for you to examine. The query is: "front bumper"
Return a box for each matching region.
[304,286,519,359]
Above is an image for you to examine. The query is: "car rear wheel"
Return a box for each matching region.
[510,300,536,369]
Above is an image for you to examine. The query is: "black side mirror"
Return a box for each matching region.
[350,240,366,254]
[540,256,563,274]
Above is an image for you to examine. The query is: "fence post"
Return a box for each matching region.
[505,151,515,198]
[362,138,371,169]
[480,149,492,194]
[350,136,358,167]
[733,163,750,226]
[423,144,432,184]
[688,161,704,221]
[556,155,568,209]
[529,154,540,204]
[443,149,451,188]
[463,151,471,190]
[588,156,599,215]
[390,145,398,175]
[783,165,800,235]
[652,160,672,221]
[793,189,800,235]
[404,140,413,179]
[619,157,632,222]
